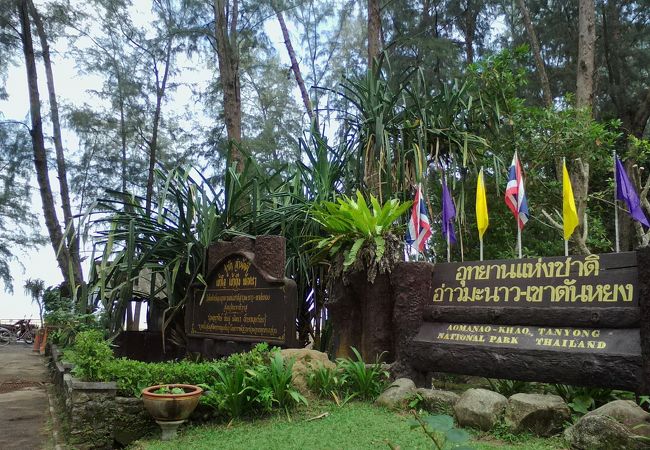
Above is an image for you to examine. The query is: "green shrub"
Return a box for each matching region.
[64,330,114,381]
[202,364,254,419]
[486,378,533,397]
[549,384,631,418]
[247,352,308,412]
[337,347,389,401]
[102,358,152,396]
[96,342,273,397]
[307,363,344,398]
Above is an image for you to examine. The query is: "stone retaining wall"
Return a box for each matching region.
[48,345,156,448]
[63,375,117,449]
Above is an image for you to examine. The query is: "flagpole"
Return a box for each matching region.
[564,157,569,257]
[517,226,522,259]
[447,233,451,263]
[441,171,452,262]
[480,237,484,261]
[613,150,620,253]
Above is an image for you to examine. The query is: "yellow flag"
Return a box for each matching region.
[563,160,579,240]
[476,168,489,239]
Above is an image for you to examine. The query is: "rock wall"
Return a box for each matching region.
[113,396,158,446]
[63,375,117,450]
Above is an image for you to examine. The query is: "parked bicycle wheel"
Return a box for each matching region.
[0,328,12,346]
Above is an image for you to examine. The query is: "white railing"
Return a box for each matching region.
[0,318,42,328]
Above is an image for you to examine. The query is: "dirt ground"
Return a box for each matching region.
[0,343,52,450]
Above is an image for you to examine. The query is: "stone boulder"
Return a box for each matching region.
[415,388,459,414]
[505,393,570,436]
[376,378,416,409]
[280,349,336,395]
[584,400,650,438]
[453,388,507,431]
[564,414,649,450]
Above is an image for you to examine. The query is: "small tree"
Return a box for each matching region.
[23,278,45,325]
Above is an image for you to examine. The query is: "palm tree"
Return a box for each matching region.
[24,278,45,325]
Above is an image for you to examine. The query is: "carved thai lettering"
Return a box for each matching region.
[453,281,469,302]
[576,284,594,303]
[582,254,600,276]
[483,287,500,303]
[473,265,489,280]
[552,278,577,302]
[521,261,541,279]
[510,286,525,302]
[525,285,544,302]
[615,283,633,302]
[487,264,507,279]
[455,267,469,283]
[497,286,511,302]
[552,259,571,278]
[503,263,523,279]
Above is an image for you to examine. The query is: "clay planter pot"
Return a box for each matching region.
[141,384,203,422]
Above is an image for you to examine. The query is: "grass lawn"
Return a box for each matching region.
[130,401,568,450]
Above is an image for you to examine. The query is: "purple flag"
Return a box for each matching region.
[441,175,457,244]
[615,157,649,228]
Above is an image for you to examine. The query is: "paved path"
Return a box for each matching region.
[0,343,51,450]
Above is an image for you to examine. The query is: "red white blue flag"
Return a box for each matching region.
[406,184,432,252]
[505,151,529,230]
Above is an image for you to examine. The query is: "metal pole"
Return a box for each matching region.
[614,150,620,253]
[564,156,569,257]
[480,237,484,261]
[447,233,451,263]
[517,226,522,259]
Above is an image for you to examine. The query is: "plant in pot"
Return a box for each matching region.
[309,190,411,362]
[141,384,204,440]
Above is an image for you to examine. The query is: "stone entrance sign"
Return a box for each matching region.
[390,250,650,392]
[185,236,298,357]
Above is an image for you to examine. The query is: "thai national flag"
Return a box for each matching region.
[406,184,432,252]
[504,151,529,230]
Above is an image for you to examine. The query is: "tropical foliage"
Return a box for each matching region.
[310,191,411,283]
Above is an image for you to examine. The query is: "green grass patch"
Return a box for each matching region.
[130,401,567,450]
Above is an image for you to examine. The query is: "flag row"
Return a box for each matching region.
[406,152,649,258]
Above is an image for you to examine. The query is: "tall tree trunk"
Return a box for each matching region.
[28,0,83,287]
[119,97,127,192]
[516,0,553,107]
[576,0,595,110]
[214,0,244,173]
[367,0,381,69]
[565,0,596,254]
[462,0,477,65]
[18,0,74,286]
[273,3,316,128]
[145,37,172,215]
[570,158,591,255]
[135,39,172,331]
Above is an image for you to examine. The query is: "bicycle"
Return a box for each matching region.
[0,319,35,346]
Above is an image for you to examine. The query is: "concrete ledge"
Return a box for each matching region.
[69,378,117,392]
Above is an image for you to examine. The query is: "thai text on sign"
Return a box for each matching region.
[431,252,637,305]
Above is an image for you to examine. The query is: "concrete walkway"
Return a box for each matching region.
[0,343,51,450]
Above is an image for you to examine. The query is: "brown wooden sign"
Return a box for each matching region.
[391,252,648,392]
[432,252,637,306]
[417,322,640,356]
[185,240,298,351]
